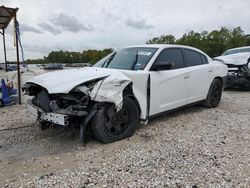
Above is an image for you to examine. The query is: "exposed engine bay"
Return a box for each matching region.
[23,83,92,127]
[225,58,250,89]
[24,81,93,116]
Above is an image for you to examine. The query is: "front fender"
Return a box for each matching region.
[90,72,132,111]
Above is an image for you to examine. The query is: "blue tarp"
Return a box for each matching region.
[1,79,10,105]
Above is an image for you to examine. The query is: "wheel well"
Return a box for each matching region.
[214,77,223,84]
[205,77,223,99]
[123,84,141,116]
[214,76,223,83]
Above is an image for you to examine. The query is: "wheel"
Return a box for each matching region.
[90,97,139,143]
[204,79,223,108]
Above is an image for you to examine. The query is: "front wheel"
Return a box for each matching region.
[204,79,223,108]
[90,97,139,143]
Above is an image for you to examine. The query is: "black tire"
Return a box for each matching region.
[204,79,223,108]
[90,97,139,143]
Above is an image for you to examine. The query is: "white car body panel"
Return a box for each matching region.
[186,64,214,104]
[24,44,228,121]
[120,71,149,119]
[89,72,132,111]
[150,68,189,115]
[214,52,250,68]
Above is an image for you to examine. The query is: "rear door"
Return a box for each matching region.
[182,49,214,104]
[149,48,189,115]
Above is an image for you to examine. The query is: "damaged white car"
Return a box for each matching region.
[23,45,227,143]
[214,46,250,89]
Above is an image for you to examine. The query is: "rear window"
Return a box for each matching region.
[201,54,208,64]
[182,49,203,66]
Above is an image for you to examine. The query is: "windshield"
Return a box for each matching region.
[222,47,250,56]
[93,47,158,70]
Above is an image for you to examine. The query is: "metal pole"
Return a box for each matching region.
[2,28,7,72]
[14,13,21,105]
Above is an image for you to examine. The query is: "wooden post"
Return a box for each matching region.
[14,13,21,105]
[2,28,7,71]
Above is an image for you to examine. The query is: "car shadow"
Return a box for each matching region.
[224,88,250,92]
[136,104,206,132]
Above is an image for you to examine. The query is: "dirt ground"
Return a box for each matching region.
[0,90,249,187]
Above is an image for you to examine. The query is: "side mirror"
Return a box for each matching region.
[152,62,175,71]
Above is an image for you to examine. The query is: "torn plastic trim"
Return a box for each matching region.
[89,72,132,111]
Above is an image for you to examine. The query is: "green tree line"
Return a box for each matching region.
[25,48,113,65]
[146,26,250,57]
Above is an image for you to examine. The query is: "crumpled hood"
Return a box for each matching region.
[214,52,250,66]
[25,67,120,93]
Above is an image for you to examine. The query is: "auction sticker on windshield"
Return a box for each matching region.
[138,51,152,56]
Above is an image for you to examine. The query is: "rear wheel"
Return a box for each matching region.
[204,79,223,108]
[90,97,139,143]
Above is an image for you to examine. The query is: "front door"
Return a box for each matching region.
[149,48,189,115]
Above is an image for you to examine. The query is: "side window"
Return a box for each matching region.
[182,49,203,67]
[155,48,184,69]
[201,54,208,64]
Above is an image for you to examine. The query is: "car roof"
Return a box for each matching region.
[126,44,209,57]
[128,44,195,49]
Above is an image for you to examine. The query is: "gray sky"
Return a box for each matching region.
[1,0,250,61]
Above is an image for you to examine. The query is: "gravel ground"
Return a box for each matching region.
[0,91,249,187]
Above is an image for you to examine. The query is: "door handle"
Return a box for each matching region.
[209,69,213,72]
[184,75,190,79]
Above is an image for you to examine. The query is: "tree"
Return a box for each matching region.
[25,48,113,65]
[146,26,249,57]
[146,35,175,44]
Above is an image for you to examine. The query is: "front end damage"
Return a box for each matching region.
[24,83,91,126]
[226,63,250,89]
[22,72,132,141]
[214,55,250,90]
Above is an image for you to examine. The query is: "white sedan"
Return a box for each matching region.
[23,45,228,143]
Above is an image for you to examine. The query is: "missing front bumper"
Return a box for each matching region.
[27,99,69,126]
